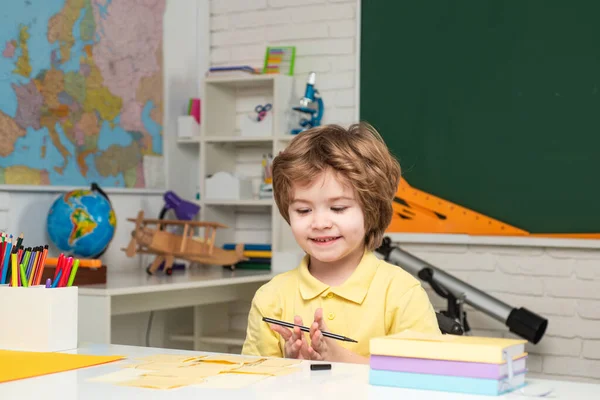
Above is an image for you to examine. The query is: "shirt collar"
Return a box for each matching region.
[298,250,380,304]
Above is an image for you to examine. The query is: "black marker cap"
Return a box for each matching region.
[310,363,331,371]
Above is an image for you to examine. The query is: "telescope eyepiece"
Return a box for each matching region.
[507,307,548,344]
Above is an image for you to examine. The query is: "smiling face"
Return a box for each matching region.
[288,168,366,264]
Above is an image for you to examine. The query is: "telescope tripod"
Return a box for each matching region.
[418,267,471,336]
[376,237,467,336]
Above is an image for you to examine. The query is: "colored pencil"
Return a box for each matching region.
[262,317,358,343]
[34,245,49,286]
[67,259,80,287]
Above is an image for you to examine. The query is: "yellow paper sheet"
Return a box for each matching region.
[125,362,195,371]
[223,365,300,376]
[201,354,265,365]
[134,354,205,364]
[258,358,302,368]
[143,363,238,378]
[122,363,150,369]
[0,350,124,384]
[119,375,205,390]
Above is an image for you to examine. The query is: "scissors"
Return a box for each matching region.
[255,103,272,122]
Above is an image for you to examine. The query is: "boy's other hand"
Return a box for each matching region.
[269,315,309,359]
[308,308,340,361]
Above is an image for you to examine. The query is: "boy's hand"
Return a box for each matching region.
[307,308,341,361]
[269,315,309,359]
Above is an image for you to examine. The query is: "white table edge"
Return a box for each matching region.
[77,273,277,296]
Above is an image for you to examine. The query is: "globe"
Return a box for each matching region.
[46,187,116,258]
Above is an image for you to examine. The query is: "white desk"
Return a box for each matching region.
[2,344,599,400]
[78,267,275,348]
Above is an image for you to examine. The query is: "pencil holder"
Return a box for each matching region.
[0,285,78,352]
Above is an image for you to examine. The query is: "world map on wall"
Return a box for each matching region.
[0,0,166,188]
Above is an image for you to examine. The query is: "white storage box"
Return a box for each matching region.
[0,285,78,352]
[177,115,199,138]
[205,171,254,200]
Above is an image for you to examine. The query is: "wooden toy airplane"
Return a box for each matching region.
[122,211,246,275]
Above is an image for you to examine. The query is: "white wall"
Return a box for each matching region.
[0,189,163,270]
[209,0,359,126]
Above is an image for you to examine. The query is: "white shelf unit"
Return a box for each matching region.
[195,74,301,254]
[172,74,303,352]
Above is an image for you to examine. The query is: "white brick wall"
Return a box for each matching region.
[209,0,358,127]
[401,242,600,383]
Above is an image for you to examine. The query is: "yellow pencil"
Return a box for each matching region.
[11,253,18,287]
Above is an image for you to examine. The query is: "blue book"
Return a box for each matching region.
[208,65,258,74]
[223,243,272,251]
[369,369,526,396]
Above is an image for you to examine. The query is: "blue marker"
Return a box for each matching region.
[0,240,13,284]
[51,269,63,288]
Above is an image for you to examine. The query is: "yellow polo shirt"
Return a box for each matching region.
[241,250,440,358]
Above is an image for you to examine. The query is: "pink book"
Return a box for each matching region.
[190,99,201,124]
[370,354,527,379]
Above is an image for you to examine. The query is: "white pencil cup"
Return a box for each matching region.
[0,285,78,352]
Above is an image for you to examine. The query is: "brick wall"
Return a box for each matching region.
[209,0,358,126]
[401,242,600,383]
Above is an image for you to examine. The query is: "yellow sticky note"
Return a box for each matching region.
[144,363,238,378]
[201,354,265,365]
[119,375,205,390]
[0,350,124,384]
[122,363,150,369]
[258,358,303,368]
[134,354,205,364]
[224,365,300,376]
[128,362,191,371]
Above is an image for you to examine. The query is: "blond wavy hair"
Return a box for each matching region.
[272,122,401,250]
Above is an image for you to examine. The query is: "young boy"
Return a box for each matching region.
[241,122,440,364]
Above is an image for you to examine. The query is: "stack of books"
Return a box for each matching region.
[369,331,528,396]
[223,243,271,270]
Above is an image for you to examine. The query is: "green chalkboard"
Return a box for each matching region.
[360,1,600,233]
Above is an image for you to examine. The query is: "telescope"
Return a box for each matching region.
[376,237,548,344]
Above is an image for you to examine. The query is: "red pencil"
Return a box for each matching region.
[60,257,73,287]
[0,234,6,274]
[53,253,64,281]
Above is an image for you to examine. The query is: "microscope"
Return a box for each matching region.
[291,72,324,135]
